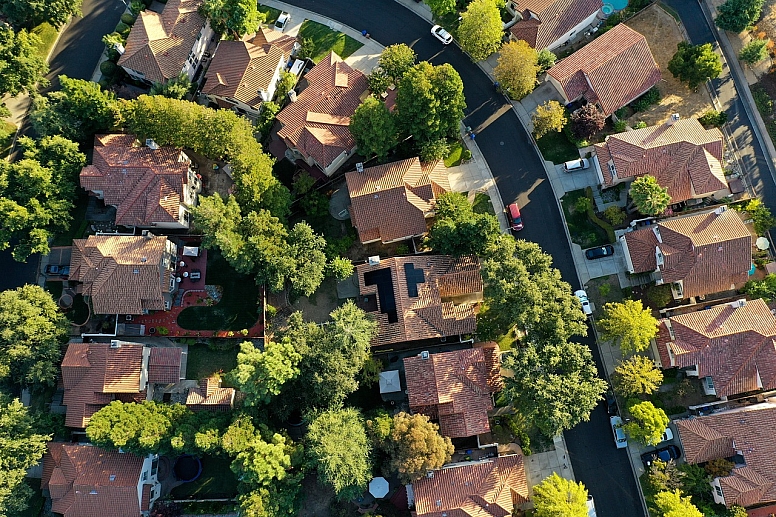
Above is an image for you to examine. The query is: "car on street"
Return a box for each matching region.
[585,245,615,260]
[564,158,590,172]
[575,289,592,315]
[431,25,453,44]
[274,12,290,31]
[45,265,70,276]
[610,415,628,449]
[604,389,618,415]
[506,203,524,231]
[641,445,682,467]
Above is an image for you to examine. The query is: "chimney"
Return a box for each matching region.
[115,43,125,55]
[667,113,680,126]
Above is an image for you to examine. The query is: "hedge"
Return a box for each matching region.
[120,13,137,26]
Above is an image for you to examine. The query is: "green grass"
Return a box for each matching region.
[171,456,238,499]
[535,130,579,164]
[297,20,363,63]
[471,192,496,216]
[444,141,464,167]
[496,330,516,351]
[186,343,239,381]
[560,189,610,248]
[0,120,16,158]
[257,4,282,24]
[176,251,262,331]
[31,22,58,59]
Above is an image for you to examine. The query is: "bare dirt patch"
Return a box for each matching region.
[624,4,714,126]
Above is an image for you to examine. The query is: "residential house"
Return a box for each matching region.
[274,51,369,176]
[507,0,602,51]
[345,157,450,244]
[620,207,751,300]
[404,344,502,438]
[117,0,214,85]
[594,118,729,204]
[546,23,661,116]
[355,255,482,346]
[80,134,201,229]
[69,234,179,315]
[61,341,182,428]
[675,400,776,508]
[186,376,236,411]
[654,298,776,399]
[41,443,161,517]
[411,454,530,517]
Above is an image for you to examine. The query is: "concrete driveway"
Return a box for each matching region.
[519,81,566,131]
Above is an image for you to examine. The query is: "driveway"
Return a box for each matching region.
[519,81,566,118]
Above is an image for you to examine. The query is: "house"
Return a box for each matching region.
[186,376,236,411]
[403,344,502,438]
[345,157,450,244]
[80,134,201,229]
[61,341,182,428]
[202,29,296,117]
[594,118,729,203]
[117,0,214,85]
[274,51,369,176]
[675,400,776,508]
[41,443,161,517]
[546,23,661,116]
[411,454,530,517]
[355,255,482,346]
[507,0,602,51]
[69,234,179,315]
[654,298,776,399]
[620,207,751,300]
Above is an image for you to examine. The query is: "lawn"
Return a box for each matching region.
[535,130,579,164]
[176,251,262,331]
[31,22,58,59]
[471,192,495,216]
[171,456,238,499]
[257,4,282,24]
[297,20,363,63]
[185,342,239,381]
[0,120,16,159]
[444,140,464,167]
[560,189,610,248]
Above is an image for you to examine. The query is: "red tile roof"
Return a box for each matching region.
[595,119,727,202]
[675,401,776,507]
[404,345,501,438]
[346,158,450,243]
[547,24,661,115]
[186,377,235,411]
[412,455,529,517]
[41,443,150,517]
[275,52,368,171]
[356,255,482,346]
[623,208,752,299]
[147,347,182,384]
[80,134,194,227]
[509,0,602,50]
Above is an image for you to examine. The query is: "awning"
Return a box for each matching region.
[379,370,401,393]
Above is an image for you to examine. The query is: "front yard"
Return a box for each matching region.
[535,130,580,164]
[297,20,363,62]
[560,189,612,248]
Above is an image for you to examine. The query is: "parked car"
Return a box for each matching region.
[274,12,290,31]
[604,389,618,415]
[45,264,70,276]
[575,289,592,316]
[585,245,615,260]
[610,415,628,449]
[431,25,453,45]
[564,158,590,172]
[641,445,682,467]
[660,427,674,443]
[506,203,524,231]
[587,495,598,517]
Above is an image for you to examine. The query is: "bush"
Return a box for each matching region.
[752,86,773,116]
[121,13,137,26]
[97,78,111,89]
[704,457,734,478]
[634,121,647,129]
[570,104,606,141]
[584,187,616,242]
[698,110,728,128]
[631,87,661,113]
[603,206,626,225]
[265,304,277,319]
[115,21,131,36]
[646,283,673,308]
[614,119,628,132]
[100,60,118,77]
[418,138,450,162]
[461,149,472,161]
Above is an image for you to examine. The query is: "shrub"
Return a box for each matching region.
[570,103,606,141]
[632,87,661,112]
[646,284,673,308]
[740,39,769,65]
[97,78,111,89]
[634,121,647,129]
[614,119,628,132]
[115,21,131,36]
[698,110,728,127]
[265,304,277,319]
[121,13,137,26]
[575,196,593,213]
[615,107,628,119]
[100,61,118,77]
[704,457,734,478]
[461,149,472,161]
[156,326,169,336]
[418,138,450,162]
[752,86,773,115]
[603,206,626,225]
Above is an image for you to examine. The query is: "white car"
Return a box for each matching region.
[431,25,453,45]
[660,427,674,443]
[610,415,628,449]
[274,12,290,32]
[575,289,592,316]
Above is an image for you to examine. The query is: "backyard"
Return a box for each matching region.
[171,456,238,499]
[560,189,612,248]
[185,342,240,381]
[297,20,363,62]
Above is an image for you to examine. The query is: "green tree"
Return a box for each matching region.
[426,191,502,257]
[598,299,658,353]
[19,135,86,187]
[0,25,49,96]
[231,432,295,486]
[745,198,776,235]
[536,48,557,73]
[603,205,626,225]
[349,95,396,160]
[532,100,567,139]
[425,0,456,16]
[229,340,302,406]
[743,273,776,302]
[630,175,671,216]
[367,68,391,95]
[570,103,605,141]
[704,457,734,478]
[418,137,450,162]
[307,408,372,500]
[624,401,669,446]
[149,72,191,100]
[715,0,764,33]
[612,355,663,397]
[458,0,503,61]
[740,39,769,65]
[200,0,264,39]
[533,473,589,517]
[494,40,539,100]
[668,42,722,90]
[285,222,327,298]
[386,412,453,483]
[378,43,416,82]
[256,100,280,139]
[653,490,703,517]
[327,256,354,280]
[0,0,82,28]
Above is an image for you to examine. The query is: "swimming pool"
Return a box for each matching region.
[602,0,628,14]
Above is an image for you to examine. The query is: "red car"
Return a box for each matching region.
[506,203,523,231]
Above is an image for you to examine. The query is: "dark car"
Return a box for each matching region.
[641,445,682,468]
[604,389,618,415]
[585,245,615,260]
[45,264,70,276]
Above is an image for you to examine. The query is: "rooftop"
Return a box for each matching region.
[509,0,603,50]
[186,377,235,411]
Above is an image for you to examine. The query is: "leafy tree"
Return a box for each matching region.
[677,463,711,499]
[612,355,663,397]
[740,39,769,65]
[575,195,593,214]
[728,506,749,517]
[533,473,589,517]
[743,273,776,301]
[645,460,685,496]
[285,222,327,298]
[307,408,372,500]
[378,44,416,82]
[532,100,567,139]
[630,174,671,216]
[624,401,669,446]
[570,103,605,141]
[653,490,703,517]
[668,42,722,90]
[598,299,658,353]
[386,412,453,483]
[275,71,297,101]
[603,205,626,225]
[494,40,539,100]
[0,0,83,29]
[744,198,776,234]
[256,100,280,139]
[715,0,764,33]
[149,72,191,100]
[231,432,295,486]
[418,137,450,162]
[350,96,396,160]
[0,25,49,96]
[704,457,734,478]
[426,192,502,257]
[327,256,354,280]
[0,285,67,387]
[536,48,557,73]
[229,340,302,406]
[367,68,391,95]
[698,110,728,128]
[200,0,264,39]
[425,0,456,17]
[19,135,86,186]
[458,0,503,61]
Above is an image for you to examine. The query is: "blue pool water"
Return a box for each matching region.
[610,0,628,9]
[602,4,614,14]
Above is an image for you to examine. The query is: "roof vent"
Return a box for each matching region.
[89,490,98,495]
[141,257,148,262]
[435,499,441,507]
[133,268,140,274]
[714,206,726,216]
[367,255,380,266]
[146,139,159,150]
[421,351,430,360]
[110,340,121,348]
[427,471,435,479]
[109,474,116,481]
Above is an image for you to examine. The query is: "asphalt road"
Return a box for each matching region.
[288,1,643,515]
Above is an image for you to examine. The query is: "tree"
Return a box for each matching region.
[327,256,354,280]
[704,457,734,478]
[231,431,295,486]
[149,72,191,100]
[256,100,280,139]
[307,408,372,500]
[745,198,776,234]
[285,222,327,298]
[715,0,765,33]
[570,103,605,141]
[630,174,671,216]
[378,44,416,82]
[533,473,589,517]
[740,39,769,65]
[598,299,658,353]
[229,340,302,406]
[536,48,557,73]
[367,68,391,95]
[0,25,49,96]
[458,0,503,61]
[385,412,453,483]
[19,135,86,186]
[668,42,722,90]
[612,355,663,397]
[624,401,669,446]
[653,490,703,517]
[426,192,502,257]
[425,0,456,17]
[349,95,397,160]
[744,273,776,302]
[200,0,264,39]
[494,40,539,100]
[0,285,67,387]
[418,137,450,162]
[532,100,567,139]
[0,0,83,28]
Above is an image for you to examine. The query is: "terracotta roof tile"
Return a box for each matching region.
[147,347,182,384]
[509,0,602,50]
[186,377,235,411]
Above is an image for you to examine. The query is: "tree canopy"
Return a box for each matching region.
[349,95,396,161]
[0,0,82,29]
[385,412,453,483]
[715,0,764,33]
[0,24,49,97]
[598,299,658,353]
[653,489,704,517]
[570,103,605,141]
[425,0,456,16]
[744,198,775,235]
[494,40,539,100]
[229,340,302,406]
[200,0,264,39]
[378,44,416,83]
[668,42,722,90]
[533,473,589,517]
[613,355,663,397]
[624,401,669,446]
[458,0,504,61]
[426,192,503,257]
[630,175,671,216]
[532,100,567,139]
[740,39,769,65]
